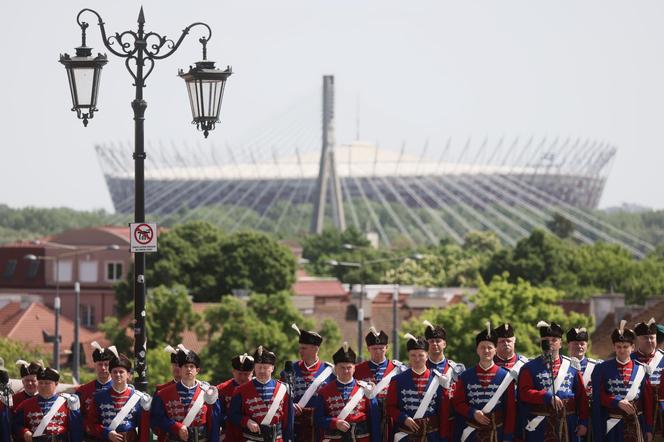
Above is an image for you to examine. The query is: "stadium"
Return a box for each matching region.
[95,77,652,256]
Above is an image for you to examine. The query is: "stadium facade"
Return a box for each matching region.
[95,76,652,256]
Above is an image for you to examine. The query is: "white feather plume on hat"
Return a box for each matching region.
[619,319,627,335]
[291,323,301,335]
[647,317,656,326]
[107,345,119,360]
[257,345,264,356]
[404,333,417,342]
[422,320,434,330]
[91,341,104,353]
[177,344,190,355]
[486,322,491,335]
[239,353,254,363]
[164,345,177,355]
[16,359,29,368]
[368,326,380,337]
[536,321,550,328]
[342,341,349,352]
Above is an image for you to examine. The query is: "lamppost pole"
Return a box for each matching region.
[61,8,232,392]
[54,258,60,371]
[392,284,399,360]
[73,281,80,382]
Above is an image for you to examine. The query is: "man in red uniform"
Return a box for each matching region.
[13,366,82,442]
[150,349,221,442]
[217,353,254,440]
[85,352,151,442]
[592,320,653,442]
[632,318,664,439]
[12,361,42,412]
[518,321,589,442]
[315,343,379,441]
[153,345,185,442]
[156,345,184,393]
[387,333,449,441]
[280,323,334,441]
[355,327,405,441]
[229,346,291,441]
[76,342,114,442]
[452,323,516,442]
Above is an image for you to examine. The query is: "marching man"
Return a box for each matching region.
[13,361,42,411]
[150,348,221,442]
[77,342,114,441]
[592,320,654,442]
[156,346,184,393]
[85,351,151,442]
[281,323,334,441]
[314,342,380,442]
[387,333,449,441]
[632,318,664,439]
[354,327,405,441]
[229,346,291,441]
[423,321,465,381]
[218,353,254,440]
[13,365,83,442]
[518,321,589,442]
[451,323,516,442]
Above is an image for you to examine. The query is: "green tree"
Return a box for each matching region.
[201,291,340,381]
[213,231,297,297]
[401,275,593,366]
[0,337,46,378]
[547,213,575,239]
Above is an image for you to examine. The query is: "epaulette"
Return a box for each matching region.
[567,356,581,371]
[393,360,408,372]
[324,361,334,368]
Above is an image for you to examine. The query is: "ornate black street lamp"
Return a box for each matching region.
[59,8,232,392]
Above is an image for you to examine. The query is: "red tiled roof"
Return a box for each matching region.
[371,292,407,305]
[0,302,105,366]
[293,279,348,297]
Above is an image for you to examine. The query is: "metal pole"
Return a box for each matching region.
[358,281,364,362]
[54,258,61,371]
[73,281,80,382]
[132,9,148,393]
[392,284,399,360]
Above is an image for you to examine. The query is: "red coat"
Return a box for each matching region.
[13,395,82,441]
[217,379,242,440]
[354,360,400,400]
[11,391,36,413]
[75,379,112,419]
[229,379,290,442]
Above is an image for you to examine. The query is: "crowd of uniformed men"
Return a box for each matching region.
[1,317,664,442]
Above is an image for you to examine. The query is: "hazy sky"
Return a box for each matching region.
[1,1,664,211]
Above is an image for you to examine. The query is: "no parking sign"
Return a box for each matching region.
[130,223,158,252]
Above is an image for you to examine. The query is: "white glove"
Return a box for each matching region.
[204,386,219,404]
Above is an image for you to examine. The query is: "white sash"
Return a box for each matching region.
[606,364,646,434]
[525,357,571,432]
[33,396,67,437]
[460,361,523,442]
[107,391,142,432]
[182,386,206,427]
[582,360,597,387]
[297,365,333,408]
[260,383,287,426]
[649,350,664,377]
[371,367,399,399]
[394,370,444,442]
[337,381,369,421]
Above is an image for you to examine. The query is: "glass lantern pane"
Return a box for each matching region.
[187,81,201,118]
[73,68,95,106]
[91,68,103,107]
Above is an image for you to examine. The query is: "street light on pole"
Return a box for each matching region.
[60,8,231,392]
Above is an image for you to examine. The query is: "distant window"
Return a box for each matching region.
[79,261,98,283]
[55,260,73,282]
[26,260,40,280]
[3,260,17,279]
[106,262,123,281]
[80,304,96,327]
